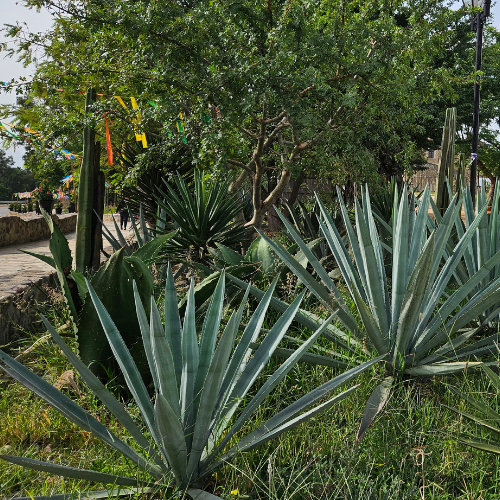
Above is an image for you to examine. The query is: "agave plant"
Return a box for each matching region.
[22,208,175,380]
[451,182,500,325]
[0,265,381,499]
[256,184,500,441]
[447,362,500,454]
[155,171,249,260]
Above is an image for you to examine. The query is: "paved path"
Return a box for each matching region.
[0,221,128,301]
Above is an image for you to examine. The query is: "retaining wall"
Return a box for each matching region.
[0,214,77,247]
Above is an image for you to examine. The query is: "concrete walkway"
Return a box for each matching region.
[0,221,127,301]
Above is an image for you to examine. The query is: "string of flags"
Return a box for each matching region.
[1,85,221,169]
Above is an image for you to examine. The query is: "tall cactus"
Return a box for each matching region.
[75,88,96,272]
[435,107,457,213]
[455,152,466,193]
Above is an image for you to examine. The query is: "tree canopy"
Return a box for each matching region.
[0,150,36,200]
[0,0,478,226]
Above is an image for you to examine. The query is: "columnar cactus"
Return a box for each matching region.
[75,88,96,272]
[435,107,457,212]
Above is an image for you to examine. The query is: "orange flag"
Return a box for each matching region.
[104,113,113,166]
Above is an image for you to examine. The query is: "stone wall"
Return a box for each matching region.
[0,214,77,248]
[0,274,57,346]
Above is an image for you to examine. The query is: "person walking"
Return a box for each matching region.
[119,206,129,230]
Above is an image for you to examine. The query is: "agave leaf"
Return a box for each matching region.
[205,313,337,467]
[356,376,393,444]
[150,299,181,417]
[154,393,188,485]
[274,207,338,293]
[193,273,226,417]
[216,279,278,415]
[208,355,384,472]
[20,249,56,269]
[256,229,358,332]
[393,233,434,361]
[111,213,131,254]
[408,187,430,270]
[214,242,245,266]
[139,203,151,243]
[354,198,389,335]
[41,314,165,470]
[224,272,360,349]
[132,232,176,263]
[415,249,500,355]
[404,362,481,376]
[247,236,277,274]
[333,187,370,294]
[481,363,500,393]
[165,262,184,389]
[187,310,238,479]
[350,286,388,355]
[448,386,500,422]
[0,455,144,486]
[7,487,154,500]
[391,188,410,333]
[133,282,160,393]
[317,217,364,301]
[245,385,360,453]
[446,405,500,435]
[0,350,161,477]
[180,278,199,435]
[94,211,122,252]
[456,435,500,455]
[227,290,305,400]
[268,346,348,368]
[128,203,143,247]
[86,279,160,447]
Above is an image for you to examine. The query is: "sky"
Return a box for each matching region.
[0,0,499,168]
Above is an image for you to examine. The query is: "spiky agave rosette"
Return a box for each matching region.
[0,264,381,499]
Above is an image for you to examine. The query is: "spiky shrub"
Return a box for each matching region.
[155,171,249,260]
[0,266,380,499]
[257,184,500,441]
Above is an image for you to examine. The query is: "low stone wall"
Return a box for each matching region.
[0,274,57,346]
[0,214,77,247]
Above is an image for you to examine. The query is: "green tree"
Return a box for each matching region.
[0,150,36,200]
[2,0,469,227]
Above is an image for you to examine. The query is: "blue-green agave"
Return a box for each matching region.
[0,265,380,499]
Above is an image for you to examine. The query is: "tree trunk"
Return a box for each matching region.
[287,171,305,205]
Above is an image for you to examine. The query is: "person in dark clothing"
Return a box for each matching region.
[119,208,129,230]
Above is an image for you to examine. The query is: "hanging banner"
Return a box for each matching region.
[104,113,113,166]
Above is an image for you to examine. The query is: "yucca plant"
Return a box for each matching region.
[155,171,249,260]
[0,265,381,499]
[256,184,500,441]
[447,362,500,455]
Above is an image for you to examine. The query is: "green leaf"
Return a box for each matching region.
[0,455,144,486]
[356,376,393,444]
[20,249,56,269]
[154,393,187,486]
[0,349,160,477]
[86,279,160,447]
[41,314,165,471]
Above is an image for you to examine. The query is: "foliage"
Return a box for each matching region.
[0,266,381,499]
[33,178,54,201]
[0,150,36,200]
[257,184,500,442]
[22,208,172,380]
[155,171,248,260]
[1,0,472,227]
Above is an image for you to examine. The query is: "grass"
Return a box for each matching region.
[2,282,500,499]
